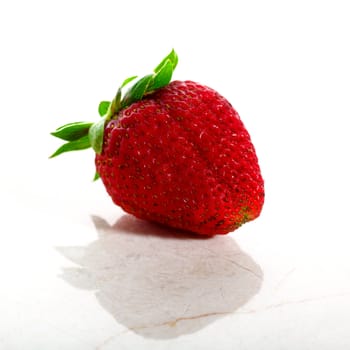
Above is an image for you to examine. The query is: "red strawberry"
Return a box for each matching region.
[50,50,264,235]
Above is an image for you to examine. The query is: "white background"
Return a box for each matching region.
[1,1,350,349]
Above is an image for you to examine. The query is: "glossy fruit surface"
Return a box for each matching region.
[50,50,264,235]
[96,80,264,235]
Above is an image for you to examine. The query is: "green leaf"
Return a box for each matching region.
[112,88,122,115]
[121,74,153,108]
[50,122,93,141]
[49,135,91,158]
[88,118,106,154]
[121,75,138,88]
[105,88,122,121]
[98,101,110,117]
[93,171,100,181]
[154,49,178,73]
[99,78,137,119]
[150,58,173,91]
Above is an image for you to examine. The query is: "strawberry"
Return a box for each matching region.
[50,50,264,235]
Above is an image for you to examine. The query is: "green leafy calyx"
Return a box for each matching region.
[49,49,178,167]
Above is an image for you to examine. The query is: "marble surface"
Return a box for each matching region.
[1,1,350,349]
[1,173,350,349]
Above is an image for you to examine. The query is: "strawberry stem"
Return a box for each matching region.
[49,49,178,160]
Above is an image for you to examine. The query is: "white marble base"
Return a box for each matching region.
[1,182,350,349]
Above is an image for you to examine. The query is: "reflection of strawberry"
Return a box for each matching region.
[50,50,264,235]
[58,215,263,338]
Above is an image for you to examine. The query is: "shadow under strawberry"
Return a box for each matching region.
[57,215,263,339]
